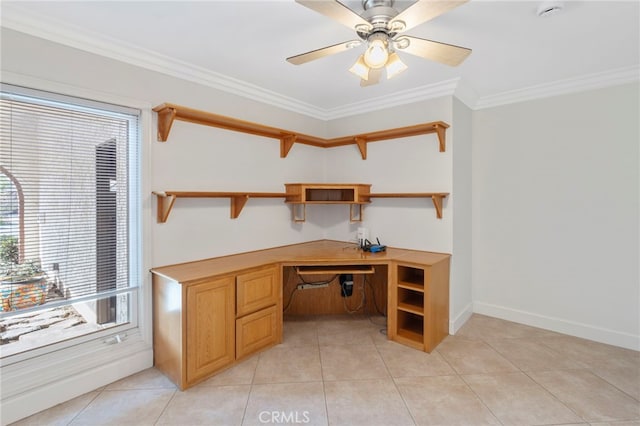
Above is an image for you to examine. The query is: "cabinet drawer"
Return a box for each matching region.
[236,266,279,316]
[236,305,278,359]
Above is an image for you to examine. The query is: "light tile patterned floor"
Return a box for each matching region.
[11,314,640,426]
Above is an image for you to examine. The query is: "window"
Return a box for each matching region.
[0,84,141,359]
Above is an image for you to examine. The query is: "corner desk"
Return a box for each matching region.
[150,240,450,390]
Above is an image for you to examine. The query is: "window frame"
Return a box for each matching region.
[0,75,153,404]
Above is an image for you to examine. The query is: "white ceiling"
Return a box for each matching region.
[1,0,639,118]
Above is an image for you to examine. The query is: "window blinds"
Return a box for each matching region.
[0,84,140,314]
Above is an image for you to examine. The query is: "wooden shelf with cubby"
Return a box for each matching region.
[153,184,449,223]
[152,103,449,159]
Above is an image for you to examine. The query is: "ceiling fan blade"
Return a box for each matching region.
[296,0,371,31]
[287,40,361,65]
[396,35,471,66]
[390,0,468,33]
[361,68,383,87]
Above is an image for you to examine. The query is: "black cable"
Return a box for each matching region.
[283,287,298,312]
[365,274,386,317]
[297,274,339,286]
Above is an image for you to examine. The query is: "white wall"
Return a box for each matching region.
[451,98,473,331]
[322,97,454,254]
[472,83,640,349]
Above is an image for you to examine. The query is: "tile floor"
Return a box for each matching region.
[11,314,640,426]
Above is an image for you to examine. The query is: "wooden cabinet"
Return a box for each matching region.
[152,265,281,390]
[185,277,235,384]
[389,259,450,352]
[151,240,450,389]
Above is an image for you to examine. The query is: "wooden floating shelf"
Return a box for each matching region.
[152,191,286,223]
[152,186,449,223]
[152,103,449,159]
[368,192,449,219]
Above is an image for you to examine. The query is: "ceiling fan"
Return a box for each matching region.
[287,0,472,86]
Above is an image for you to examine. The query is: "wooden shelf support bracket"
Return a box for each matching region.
[280,134,297,158]
[431,194,445,219]
[350,204,364,222]
[155,106,177,142]
[154,191,177,223]
[354,137,367,160]
[435,124,447,152]
[230,195,250,219]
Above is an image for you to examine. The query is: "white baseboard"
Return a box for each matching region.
[450,302,474,335]
[1,347,153,425]
[473,301,640,351]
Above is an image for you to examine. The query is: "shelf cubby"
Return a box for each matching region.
[397,265,425,288]
[396,311,424,346]
[397,288,424,315]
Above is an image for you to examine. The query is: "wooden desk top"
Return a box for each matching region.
[151,240,450,283]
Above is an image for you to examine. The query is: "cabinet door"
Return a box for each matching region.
[236,305,278,359]
[186,276,235,385]
[236,266,279,317]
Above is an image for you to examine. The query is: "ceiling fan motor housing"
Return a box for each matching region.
[358,0,401,40]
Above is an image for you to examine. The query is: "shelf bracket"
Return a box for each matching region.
[280,134,297,158]
[230,195,249,219]
[350,204,364,222]
[291,204,306,223]
[431,195,445,219]
[156,106,177,142]
[154,192,177,223]
[354,137,367,160]
[434,124,446,153]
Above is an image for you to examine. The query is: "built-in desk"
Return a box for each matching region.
[151,240,450,389]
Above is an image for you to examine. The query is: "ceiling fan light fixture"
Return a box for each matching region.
[349,55,370,80]
[363,34,389,68]
[385,52,407,79]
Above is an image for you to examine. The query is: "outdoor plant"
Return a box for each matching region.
[0,236,45,283]
[0,235,19,265]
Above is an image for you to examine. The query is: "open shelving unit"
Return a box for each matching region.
[394,264,426,349]
[153,103,449,159]
[390,262,450,352]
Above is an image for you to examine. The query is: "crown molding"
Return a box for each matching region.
[0,6,327,119]
[474,65,640,110]
[323,78,460,120]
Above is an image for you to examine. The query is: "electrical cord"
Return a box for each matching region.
[297,274,339,286]
[284,273,385,317]
[283,287,298,312]
[364,275,386,317]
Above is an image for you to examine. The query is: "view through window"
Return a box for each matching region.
[0,85,140,358]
